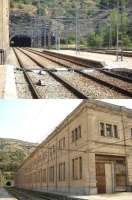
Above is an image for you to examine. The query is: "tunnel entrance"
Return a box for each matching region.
[6,181,12,187]
[10,35,31,47]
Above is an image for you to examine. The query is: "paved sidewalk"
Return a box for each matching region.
[0,188,17,200]
[50,50,132,69]
[70,192,132,200]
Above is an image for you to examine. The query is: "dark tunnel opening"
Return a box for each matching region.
[10,35,31,47]
[6,181,12,187]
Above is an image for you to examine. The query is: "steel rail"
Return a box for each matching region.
[15,48,88,99]
[7,187,68,200]
[13,48,41,99]
[27,48,132,83]
[24,48,132,98]
[28,48,102,68]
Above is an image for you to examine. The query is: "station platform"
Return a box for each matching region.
[49,50,132,70]
[0,188,17,200]
[0,64,17,99]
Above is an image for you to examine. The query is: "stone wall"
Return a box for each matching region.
[0,0,9,50]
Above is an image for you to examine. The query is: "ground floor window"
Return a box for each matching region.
[72,157,82,180]
[42,169,47,183]
[115,161,126,188]
[49,166,54,183]
[58,162,65,181]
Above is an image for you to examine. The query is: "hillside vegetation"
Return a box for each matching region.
[0,138,37,184]
[9,0,130,15]
[9,0,132,48]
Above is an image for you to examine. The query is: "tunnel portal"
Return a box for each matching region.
[10,35,32,47]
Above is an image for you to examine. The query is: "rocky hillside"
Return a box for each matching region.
[9,0,131,15]
[0,138,38,183]
[10,0,96,16]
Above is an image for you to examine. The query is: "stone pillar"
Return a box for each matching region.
[83,108,97,195]
[0,0,9,62]
[126,155,132,191]
[120,108,132,191]
[83,152,97,195]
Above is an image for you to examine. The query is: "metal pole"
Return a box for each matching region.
[38,0,41,48]
[120,0,124,61]
[75,5,80,55]
[116,0,119,61]
[55,29,58,50]
[66,28,69,49]
[109,23,112,49]
[58,33,60,50]
[44,26,47,49]
[48,22,51,49]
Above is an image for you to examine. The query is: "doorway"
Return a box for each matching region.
[96,155,126,194]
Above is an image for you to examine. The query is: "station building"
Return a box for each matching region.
[15,100,132,195]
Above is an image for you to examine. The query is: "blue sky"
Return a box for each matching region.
[0,100,82,143]
[0,99,132,143]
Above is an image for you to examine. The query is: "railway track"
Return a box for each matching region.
[19,47,132,98]
[7,187,54,200]
[6,187,71,200]
[7,188,34,200]
[14,48,87,99]
[27,48,132,83]
[13,48,41,99]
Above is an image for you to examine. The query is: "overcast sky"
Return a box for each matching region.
[0,99,132,143]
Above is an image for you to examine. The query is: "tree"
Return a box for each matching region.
[88,32,103,48]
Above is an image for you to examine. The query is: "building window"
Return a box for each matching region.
[42,169,47,183]
[59,137,65,150]
[78,126,81,138]
[100,122,118,138]
[49,145,56,158]
[113,125,118,138]
[100,122,105,136]
[53,145,56,154]
[72,131,75,143]
[72,157,82,180]
[49,166,54,183]
[58,162,65,181]
[130,128,132,138]
[72,126,82,143]
[106,123,112,137]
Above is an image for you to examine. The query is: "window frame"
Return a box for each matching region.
[72,156,83,180]
[99,121,119,138]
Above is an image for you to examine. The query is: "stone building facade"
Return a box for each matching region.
[15,100,132,195]
[0,0,9,50]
